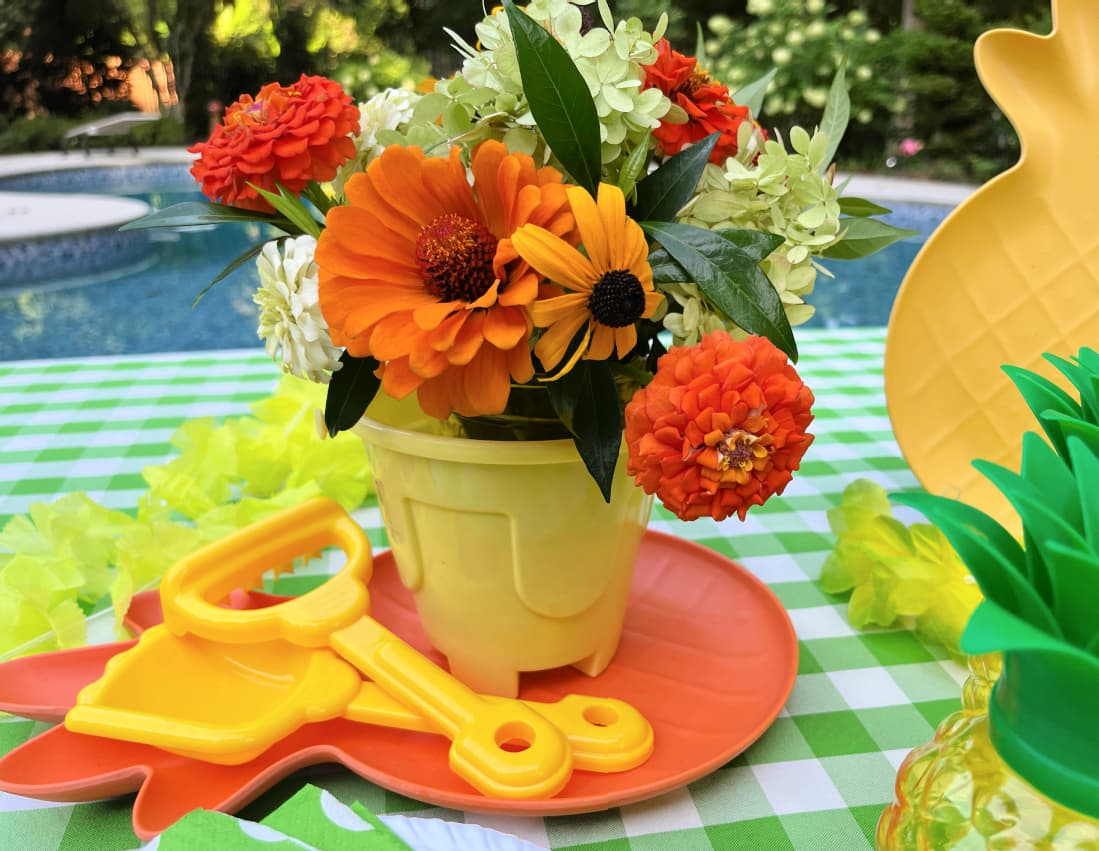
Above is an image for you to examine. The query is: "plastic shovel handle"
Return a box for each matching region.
[344,685,653,774]
[162,497,372,647]
[331,618,573,799]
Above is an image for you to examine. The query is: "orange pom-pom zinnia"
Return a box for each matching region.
[190,75,360,213]
[641,40,750,164]
[625,332,814,522]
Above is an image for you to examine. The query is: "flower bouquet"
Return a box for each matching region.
[128,0,910,518]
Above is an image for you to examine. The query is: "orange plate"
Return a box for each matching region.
[0,530,796,822]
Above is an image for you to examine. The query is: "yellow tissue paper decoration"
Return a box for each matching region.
[819,479,983,658]
[0,376,372,660]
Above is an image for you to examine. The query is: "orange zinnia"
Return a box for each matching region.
[190,75,360,213]
[315,140,577,418]
[641,39,750,164]
[511,184,663,377]
[625,332,814,521]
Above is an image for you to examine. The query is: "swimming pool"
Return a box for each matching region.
[0,164,952,361]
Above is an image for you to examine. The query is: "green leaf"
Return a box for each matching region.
[616,130,652,200]
[821,217,918,260]
[191,242,268,309]
[631,132,719,223]
[838,196,892,217]
[546,361,622,502]
[694,21,706,64]
[731,67,777,117]
[324,353,382,437]
[504,0,601,194]
[649,228,782,281]
[961,599,1090,663]
[1003,365,1081,460]
[118,201,287,231]
[1046,352,1099,423]
[252,184,321,238]
[818,60,850,173]
[1068,436,1099,547]
[641,221,797,361]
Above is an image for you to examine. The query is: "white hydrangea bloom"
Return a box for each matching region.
[332,88,419,198]
[676,125,842,330]
[450,0,670,171]
[253,236,342,384]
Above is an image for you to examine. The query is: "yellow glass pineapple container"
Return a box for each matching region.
[877,351,1099,848]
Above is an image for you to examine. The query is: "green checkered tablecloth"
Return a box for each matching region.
[0,328,963,851]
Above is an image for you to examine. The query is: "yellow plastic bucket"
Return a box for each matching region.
[355,393,653,698]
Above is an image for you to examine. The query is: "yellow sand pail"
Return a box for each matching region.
[355,392,652,698]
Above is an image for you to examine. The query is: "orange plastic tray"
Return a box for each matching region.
[0,530,796,835]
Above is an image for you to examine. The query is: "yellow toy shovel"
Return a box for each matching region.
[66,498,653,799]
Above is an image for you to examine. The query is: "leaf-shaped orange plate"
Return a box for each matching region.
[884,0,1099,532]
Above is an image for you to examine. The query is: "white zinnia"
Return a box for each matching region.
[253,236,342,384]
[332,88,419,198]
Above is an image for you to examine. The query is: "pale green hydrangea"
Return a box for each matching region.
[446,0,671,174]
[674,124,842,330]
[660,283,729,346]
[332,88,420,198]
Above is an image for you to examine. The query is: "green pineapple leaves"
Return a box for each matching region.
[894,347,1099,660]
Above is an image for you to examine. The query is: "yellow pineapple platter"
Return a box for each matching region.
[885,0,1099,535]
[877,0,1099,845]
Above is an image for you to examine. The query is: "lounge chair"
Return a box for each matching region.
[61,111,161,155]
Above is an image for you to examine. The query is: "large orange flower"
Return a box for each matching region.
[625,332,814,521]
[511,184,663,377]
[190,75,360,213]
[641,40,750,164]
[315,141,577,418]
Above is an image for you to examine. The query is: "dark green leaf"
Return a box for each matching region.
[714,228,785,260]
[646,334,667,373]
[732,67,777,117]
[324,352,382,437]
[119,201,287,231]
[504,0,601,194]
[821,217,919,260]
[546,361,622,502]
[818,60,850,173]
[191,242,268,308]
[641,221,797,361]
[631,132,719,223]
[838,196,892,217]
[649,228,782,281]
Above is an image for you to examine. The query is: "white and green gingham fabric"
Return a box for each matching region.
[0,329,964,851]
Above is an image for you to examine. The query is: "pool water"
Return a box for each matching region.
[0,165,952,361]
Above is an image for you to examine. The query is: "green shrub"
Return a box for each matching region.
[130,115,186,147]
[706,0,900,163]
[0,115,81,153]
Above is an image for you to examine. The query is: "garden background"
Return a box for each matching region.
[0,0,1052,181]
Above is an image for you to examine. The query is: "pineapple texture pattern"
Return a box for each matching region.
[884,0,1099,533]
[876,655,1099,850]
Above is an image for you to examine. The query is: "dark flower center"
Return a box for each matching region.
[415,213,499,302]
[588,269,645,328]
[681,68,714,97]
